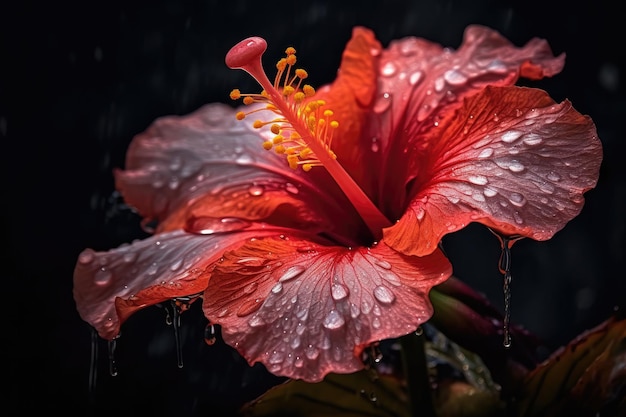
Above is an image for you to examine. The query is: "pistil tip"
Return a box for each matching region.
[225,37,268,69]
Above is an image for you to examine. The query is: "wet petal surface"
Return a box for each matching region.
[203,236,451,382]
[384,86,602,256]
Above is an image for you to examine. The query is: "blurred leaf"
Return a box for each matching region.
[434,380,505,417]
[241,370,411,417]
[513,314,626,417]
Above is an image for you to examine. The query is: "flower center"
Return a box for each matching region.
[226,37,392,239]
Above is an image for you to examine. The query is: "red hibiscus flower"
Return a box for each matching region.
[73,25,602,382]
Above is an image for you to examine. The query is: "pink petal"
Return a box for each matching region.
[73,224,285,340]
[114,103,365,241]
[203,236,451,382]
[384,86,602,256]
[364,25,564,216]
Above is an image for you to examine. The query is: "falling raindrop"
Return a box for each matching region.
[107,338,118,377]
[169,300,184,368]
[204,322,217,346]
[89,328,99,400]
[490,230,524,348]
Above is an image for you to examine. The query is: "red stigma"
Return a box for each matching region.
[225,37,268,70]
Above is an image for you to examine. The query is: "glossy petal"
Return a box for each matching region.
[74,225,285,339]
[384,86,602,256]
[114,103,365,241]
[314,27,380,197]
[203,236,451,382]
[360,25,564,217]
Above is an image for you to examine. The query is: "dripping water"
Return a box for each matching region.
[168,300,184,368]
[89,328,99,403]
[490,229,523,348]
[108,338,118,376]
[204,322,217,346]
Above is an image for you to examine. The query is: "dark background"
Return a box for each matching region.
[3,0,624,415]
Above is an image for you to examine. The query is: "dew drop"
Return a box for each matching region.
[416,206,425,221]
[373,286,396,305]
[381,61,397,77]
[522,133,542,146]
[409,71,423,85]
[122,252,137,263]
[170,258,183,271]
[468,174,488,185]
[285,182,299,194]
[323,309,345,329]
[478,148,494,158]
[508,160,525,173]
[331,283,349,301]
[305,344,319,360]
[443,69,468,85]
[146,262,158,276]
[370,137,380,153]
[373,93,392,114]
[483,187,498,197]
[94,267,112,286]
[271,282,283,294]
[279,265,306,282]
[248,184,264,196]
[547,171,561,182]
[372,317,382,329]
[248,315,266,327]
[189,216,251,235]
[501,131,523,143]
[236,154,253,164]
[509,192,527,207]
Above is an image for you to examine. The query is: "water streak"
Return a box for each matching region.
[107,338,118,376]
[89,328,99,404]
[170,300,184,368]
[491,229,523,348]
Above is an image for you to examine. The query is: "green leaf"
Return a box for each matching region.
[241,370,411,417]
[513,314,626,417]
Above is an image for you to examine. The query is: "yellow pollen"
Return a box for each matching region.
[228,43,339,172]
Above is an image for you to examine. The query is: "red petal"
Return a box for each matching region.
[203,236,451,382]
[73,225,284,340]
[314,27,381,197]
[384,86,602,256]
[363,25,564,215]
[114,103,366,241]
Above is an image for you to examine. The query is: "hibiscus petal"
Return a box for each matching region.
[361,25,564,215]
[73,225,284,340]
[384,86,602,256]
[203,236,451,382]
[114,103,365,241]
[314,27,380,197]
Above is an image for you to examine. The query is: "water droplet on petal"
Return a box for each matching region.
[443,69,467,85]
[279,265,306,282]
[522,133,542,146]
[373,286,396,305]
[271,282,283,294]
[370,137,379,153]
[483,187,498,197]
[373,93,392,114]
[323,309,345,329]
[477,148,493,159]
[170,258,183,271]
[409,71,423,85]
[248,184,264,196]
[375,259,392,270]
[381,61,397,77]
[501,131,523,143]
[547,172,561,182]
[508,160,525,173]
[236,154,253,164]
[248,315,265,327]
[468,175,488,185]
[94,267,112,285]
[189,216,251,235]
[243,282,258,294]
[305,344,319,359]
[331,283,349,301]
[509,192,527,207]
[285,182,299,194]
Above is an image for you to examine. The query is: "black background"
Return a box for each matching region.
[3,0,625,415]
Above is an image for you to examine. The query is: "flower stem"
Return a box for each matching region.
[399,330,436,417]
